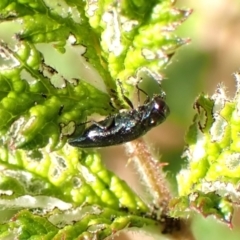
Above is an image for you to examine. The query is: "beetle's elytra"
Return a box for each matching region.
[68,82,169,148]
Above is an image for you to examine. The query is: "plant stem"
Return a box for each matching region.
[125,138,195,240]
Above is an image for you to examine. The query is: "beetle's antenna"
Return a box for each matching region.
[136,78,150,104]
[117,79,134,109]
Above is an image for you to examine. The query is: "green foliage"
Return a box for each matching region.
[0,0,191,239]
[2,0,240,239]
[175,73,240,225]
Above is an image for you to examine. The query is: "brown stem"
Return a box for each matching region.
[125,138,196,240]
[125,138,171,211]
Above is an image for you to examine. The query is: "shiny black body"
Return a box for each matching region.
[68,95,169,148]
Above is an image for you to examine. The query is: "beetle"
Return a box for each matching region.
[68,81,170,148]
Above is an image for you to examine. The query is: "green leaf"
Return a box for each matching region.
[175,73,240,225]
[0,208,156,239]
[0,146,148,210]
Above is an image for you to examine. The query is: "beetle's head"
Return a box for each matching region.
[149,96,170,126]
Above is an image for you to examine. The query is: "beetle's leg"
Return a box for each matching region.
[117,79,134,109]
[90,118,115,130]
[109,89,118,111]
[75,120,90,128]
[76,115,115,130]
[136,78,150,104]
[109,98,115,109]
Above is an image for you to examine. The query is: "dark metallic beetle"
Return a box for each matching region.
[68,82,170,148]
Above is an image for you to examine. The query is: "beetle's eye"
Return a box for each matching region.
[154,98,170,118]
[147,97,170,127]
